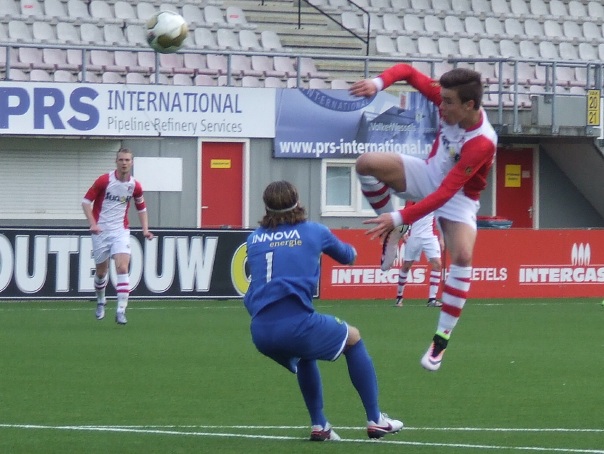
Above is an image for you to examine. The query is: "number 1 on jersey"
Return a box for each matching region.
[265,251,273,282]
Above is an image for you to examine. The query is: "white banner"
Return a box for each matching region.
[0,82,275,138]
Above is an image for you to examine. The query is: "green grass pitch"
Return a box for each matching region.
[0,298,602,453]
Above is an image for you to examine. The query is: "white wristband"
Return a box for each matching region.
[372,77,384,91]
[390,211,403,227]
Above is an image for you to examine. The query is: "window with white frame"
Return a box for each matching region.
[321,159,403,216]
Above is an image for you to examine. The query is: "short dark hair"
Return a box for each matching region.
[440,68,483,109]
[117,147,133,157]
[260,180,307,228]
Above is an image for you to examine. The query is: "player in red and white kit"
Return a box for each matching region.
[350,65,497,371]
[394,203,443,308]
[82,148,154,325]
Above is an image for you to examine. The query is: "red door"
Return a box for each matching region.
[495,147,534,228]
[200,142,244,228]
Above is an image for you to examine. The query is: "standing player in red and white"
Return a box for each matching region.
[82,148,154,325]
[394,203,443,308]
[350,65,497,371]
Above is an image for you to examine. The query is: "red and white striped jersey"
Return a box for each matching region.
[82,171,146,231]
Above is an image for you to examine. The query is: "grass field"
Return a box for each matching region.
[0,297,602,453]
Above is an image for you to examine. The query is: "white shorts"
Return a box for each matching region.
[397,154,480,230]
[91,229,131,264]
[403,234,441,262]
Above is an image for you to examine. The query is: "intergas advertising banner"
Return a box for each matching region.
[274,88,438,159]
[0,82,275,137]
[320,229,604,299]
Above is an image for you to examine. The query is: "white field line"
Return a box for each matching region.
[0,424,602,453]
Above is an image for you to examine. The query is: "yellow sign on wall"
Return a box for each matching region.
[211,159,232,169]
[505,164,521,187]
[587,89,601,126]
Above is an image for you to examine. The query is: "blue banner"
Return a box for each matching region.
[274,88,438,159]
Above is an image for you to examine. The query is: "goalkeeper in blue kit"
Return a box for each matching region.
[244,180,403,441]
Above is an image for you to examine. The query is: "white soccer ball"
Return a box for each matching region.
[146,11,188,54]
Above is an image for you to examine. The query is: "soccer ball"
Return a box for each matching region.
[146,11,188,54]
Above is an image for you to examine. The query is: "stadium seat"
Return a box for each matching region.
[231,54,263,77]
[173,73,194,86]
[464,17,485,38]
[125,24,148,46]
[251,55,283,78]
[7,68,30,81]
[582,22,602,42]
[559,42,578,61]
[149,72,171,85]
[241,75,262,87]
[539,41,559,60]
[562,21,582,42]
[402,14,425,36]
[331,79,350,89]
[20,0,45,19]
[32,21,56,43]
[67,0,92,21]
[19,47,54,70]
[390,0,410,9]
[114,1,139,22]
[417,36,438,57]
[53,69,76,82]
[158,53,188,75]
[194,74,216,86]
[239,29,262,52]
[125,72,148,84]
[206,53,229,75]
[182,4,206,27]
[114,51,143,72]
[363,13,384,34]
[260,30,284,52]
[491,0,511,17]
[56,22,80,44]
[309,78,329,89]
[382,13,403,34]
[396,35,420,57]
[43,0,70,21]
[263,76,285,88]
[443,15,466,38]
[136,2,157,22]
[568,1,588,20]
[471,0,491,15]
[8,20,32,42]
[504,18,526,40]
[104,24,126,45]
[90,50,120,72]
[369,0,391,13]
[225,6,255,30]
[184,53,216,76]
[158,3,179,15]
[29,68,52,81]
[478,38,499,58]
[376,35,397,55]
[524,18,544,40]
[587,1,604,20]
[297,57,329,79]
[578,42,597,61]
[499,39,520,58]
[43,48,79,71]
[543,20,563,42]
[438,37,459,57]
[424,15,444,35]
[273,56,296,78]
[451,0,471,14]
[474,61,497,84]
[341,12,364,33]
[78,71,101,83]
[458,38,478,58]
[484,17,505,40]
[80,23,104,45]
[519,40,540,59]
[204,5,228,28]
[90,1,121,24]
[549,0,568,18]
[0,0,21,21]
[102,71,124,83]
[510,0,529,16]
[529,0,550,18]
[193,28,219,50]
[217,28,241,50]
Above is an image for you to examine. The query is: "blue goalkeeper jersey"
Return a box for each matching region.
[244,221,355,318]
